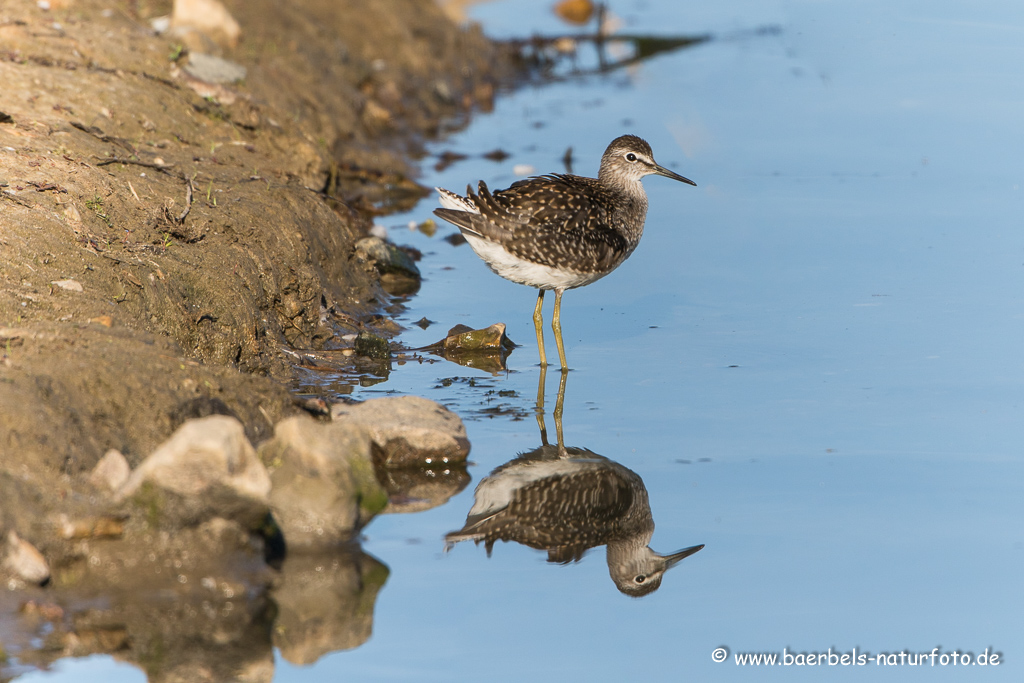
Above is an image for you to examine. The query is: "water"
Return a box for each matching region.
[12,0,1024,680]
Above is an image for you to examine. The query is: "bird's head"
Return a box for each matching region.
[608,543,705,597]
[599,134,696,187]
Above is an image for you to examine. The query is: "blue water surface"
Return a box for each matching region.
[305,0,1023,680]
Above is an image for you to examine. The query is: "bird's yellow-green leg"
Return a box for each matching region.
[533,289,548,367]
[552,288,568,370]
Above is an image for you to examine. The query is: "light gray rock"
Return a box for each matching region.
[50,279,83,292]
[3,530,50,585]
[331,395,470,468]
[117,415,271,529]
[183,52,248,84]
[89,448,131,492]
[258,416,388,549]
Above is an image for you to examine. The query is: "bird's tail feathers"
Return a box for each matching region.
[435,186,479,213]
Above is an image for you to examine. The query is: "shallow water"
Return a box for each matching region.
[16,0,1024,680]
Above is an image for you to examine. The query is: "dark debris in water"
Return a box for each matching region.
[435,150,468,172]
[483,148,511,162]
[431,377,534,422]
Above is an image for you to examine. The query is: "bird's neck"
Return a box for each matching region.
[610,180,649,244]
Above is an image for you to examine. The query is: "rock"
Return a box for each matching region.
[3,531,50,585]
[56,514,126,540]
[258,416,389,549]
[432,323,514,353]
[171,0,241,49]
[331,396,470,468]
[354,330,390,360]
[419,323,516,372]
[554,0,596,25]
[354,236,421,295]
[183,52,247,84]
[116,416,271,529]
[271,549,388,665]
[89,448,131,492]
[50,279,83,292]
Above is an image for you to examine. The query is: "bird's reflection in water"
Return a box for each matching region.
[446,367,703,596]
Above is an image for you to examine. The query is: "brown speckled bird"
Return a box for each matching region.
[434,135,695,369]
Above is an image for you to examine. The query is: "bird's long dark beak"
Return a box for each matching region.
[653,163,697,186]
[663,543,705,570]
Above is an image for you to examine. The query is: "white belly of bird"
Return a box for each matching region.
[463,234,613,290]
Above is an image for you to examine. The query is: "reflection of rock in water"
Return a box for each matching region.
[271,548,389,665]
[446,445,702,596]
[0,517,278,683]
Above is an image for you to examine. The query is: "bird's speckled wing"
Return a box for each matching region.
[470,176,634,273]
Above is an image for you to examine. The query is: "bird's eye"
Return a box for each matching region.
[625,153,638,162]
[635,574,646,583]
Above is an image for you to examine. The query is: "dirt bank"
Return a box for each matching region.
[1,0,517,676]
[0,0,515,471]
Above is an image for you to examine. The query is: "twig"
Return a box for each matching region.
[70,120,138,156]
[177,177,193,223]
[94,156,177,174]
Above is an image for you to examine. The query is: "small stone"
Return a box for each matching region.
[57,514,126,539]
[171,0,241,49]
[436,323,515,353]
[354,236,421,295]
[3,531,49,585]
[331,396,470,468]
[554,0,595,25]
[419,323,516,373]
[150,15,171,33]
[354,331,389,360]
[354,236,421,279]
[19,600,64,620]
[183,52,247,84]
[89,448,131,492]
[51,279,83,292]
[63,203,81,224]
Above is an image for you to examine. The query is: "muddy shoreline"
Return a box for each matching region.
[1,0,517,677]
[1,0,514,468]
